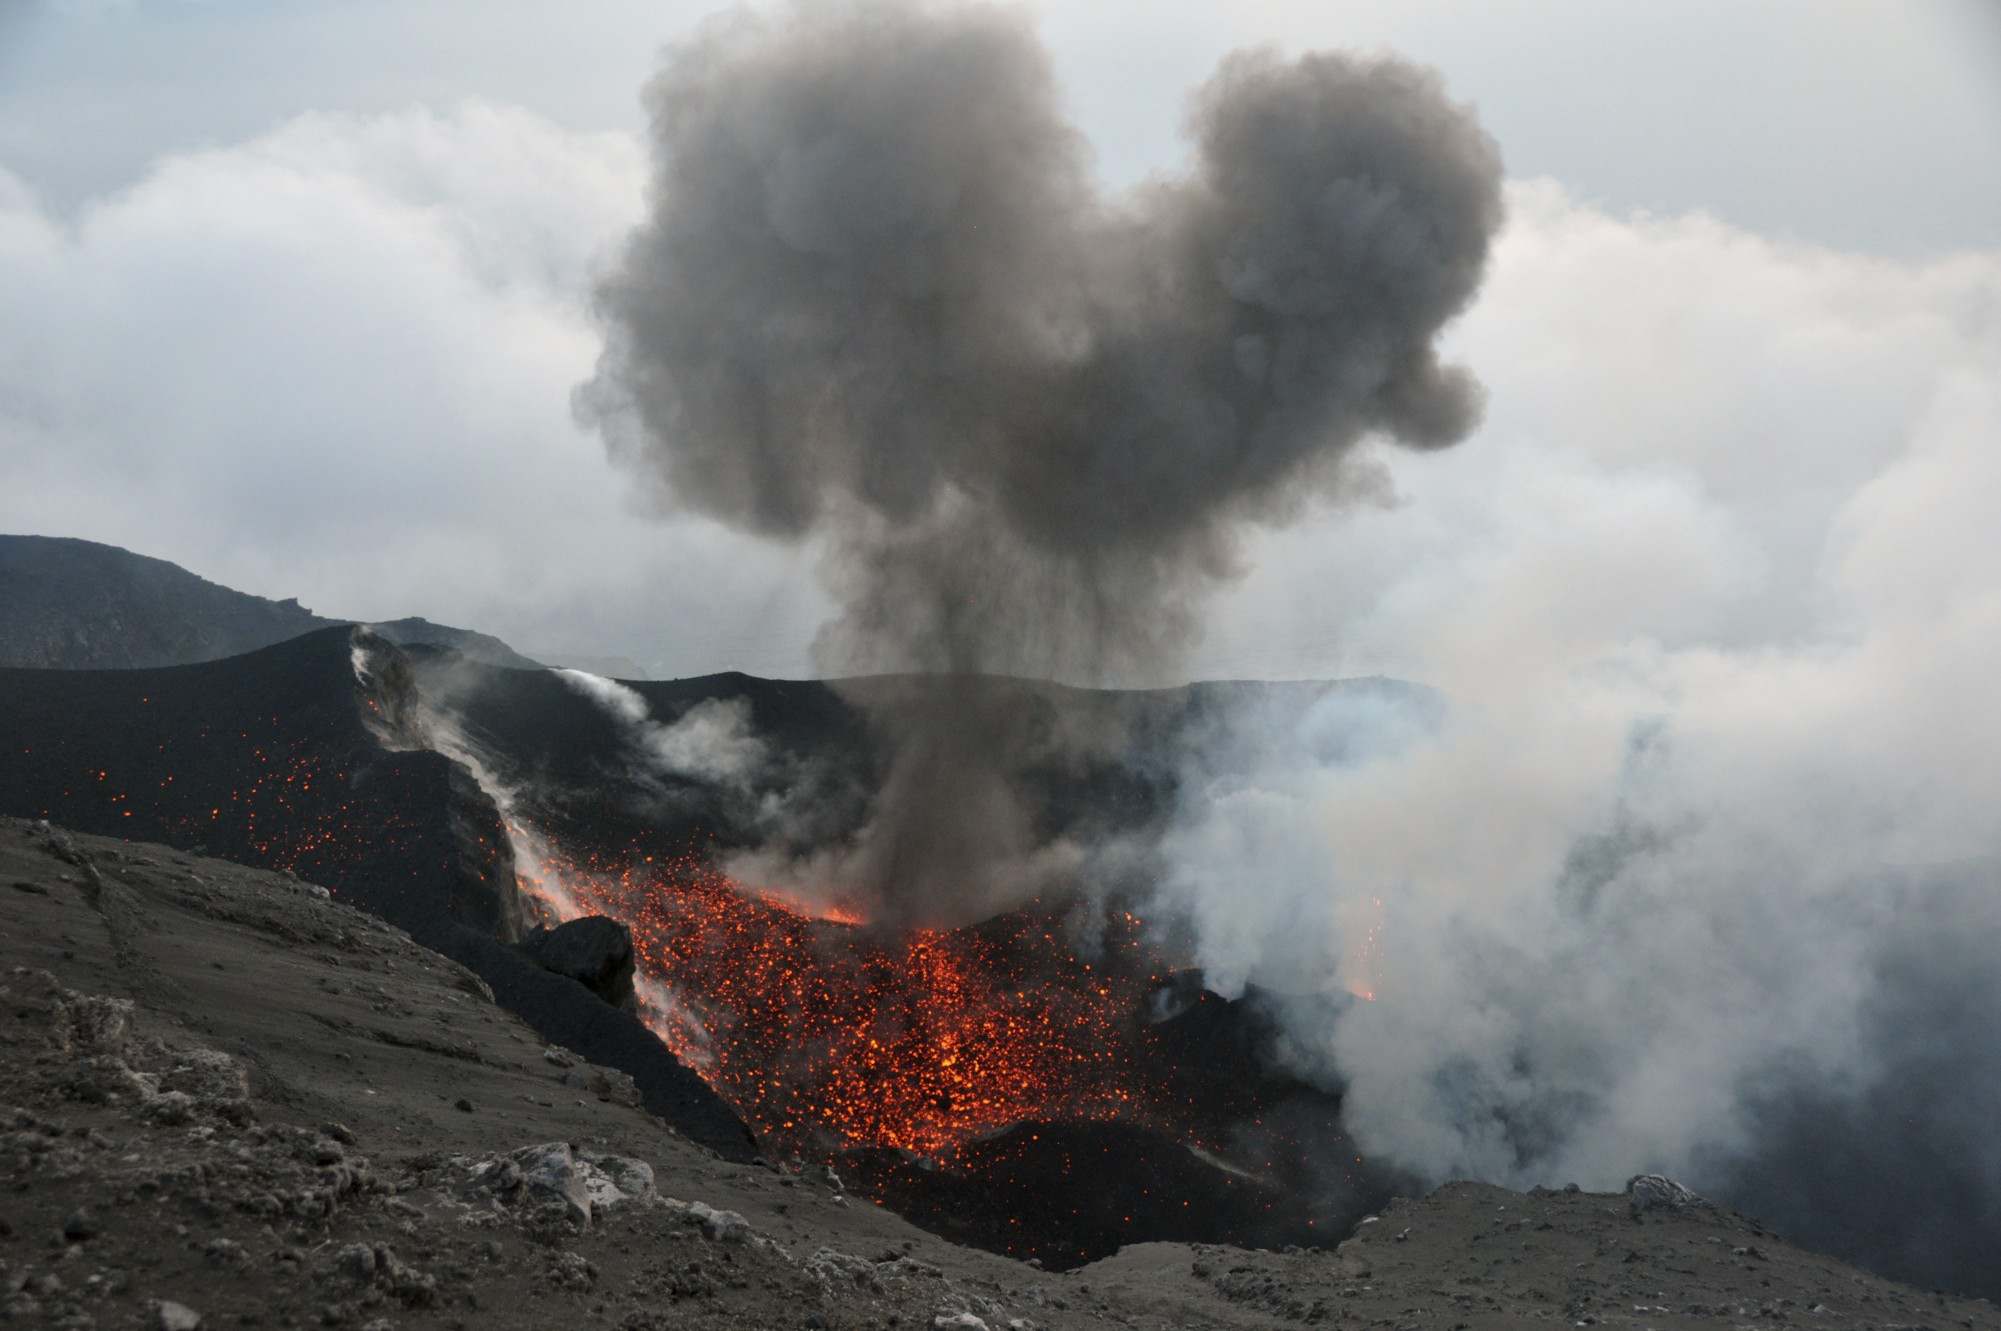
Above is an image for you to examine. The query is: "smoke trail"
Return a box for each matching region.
[578,1,1503,918]
[554,668,768,790]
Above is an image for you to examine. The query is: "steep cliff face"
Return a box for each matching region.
[0,534,543,671]
[347,627,526,943]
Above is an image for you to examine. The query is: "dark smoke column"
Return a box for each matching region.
[578,1,1503,920]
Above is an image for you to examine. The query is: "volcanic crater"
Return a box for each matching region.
[0,625,1405,1267]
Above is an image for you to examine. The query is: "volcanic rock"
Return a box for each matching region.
[556,1060,643,1106]
[0,626,528,942]
[152,1301,202,1331]
[676,1199,751,1243]
[1626,1172,1708,1216]
[506,1142,596,1225]
[847,1118,1361,1270]
[581,1147,657,1205]
[159,1047,250,1102]
[334,1242,379,1281]
[516,915,637,1009]
[465,1141,658,1226]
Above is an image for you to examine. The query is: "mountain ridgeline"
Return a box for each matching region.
[0,534,542,671]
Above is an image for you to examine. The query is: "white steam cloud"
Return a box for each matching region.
[1153,186,2001,1288]
[554,669,768,790]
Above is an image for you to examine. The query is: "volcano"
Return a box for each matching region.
[518,840,1397,1264]
[0,620,1410,1265]
[391,643,1413,1264]
[9,566,1999,1296]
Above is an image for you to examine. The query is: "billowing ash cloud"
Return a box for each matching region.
[578,1,1502,917]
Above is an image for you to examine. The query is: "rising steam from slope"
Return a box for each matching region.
[577,1,1503,920]
[1153,228,2001,1295]
[552,667,841,863]
[554,669,768,791]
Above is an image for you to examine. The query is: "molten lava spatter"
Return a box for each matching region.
[517,843,1169,1159]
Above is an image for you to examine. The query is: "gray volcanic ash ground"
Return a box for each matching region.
[7,816,1998,1331]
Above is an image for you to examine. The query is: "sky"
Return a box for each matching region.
[1,0,1998,678]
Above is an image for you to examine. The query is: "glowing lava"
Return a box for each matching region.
[518,843,1170,1159]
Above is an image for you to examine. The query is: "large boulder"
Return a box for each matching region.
[460,1142,658,1227]
[1627,1173,1708,1217]
[516,916,636,1010]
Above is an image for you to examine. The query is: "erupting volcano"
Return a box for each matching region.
[502,816,1391,1266]
[391,645,1410,1263]
[518,840,1178,1160]
[7,0,2000,1307]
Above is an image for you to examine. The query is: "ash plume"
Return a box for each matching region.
[579,1,1503,919]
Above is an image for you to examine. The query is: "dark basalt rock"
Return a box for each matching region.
[518,916,637,1010]
[843,1118,1375,1270]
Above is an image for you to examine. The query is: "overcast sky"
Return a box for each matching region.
[2,0,1998,678]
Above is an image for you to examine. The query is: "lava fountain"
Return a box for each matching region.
[516,836,1178,1160]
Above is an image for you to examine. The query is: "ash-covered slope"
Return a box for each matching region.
[0,534,542,670]
[0,625,519,939]
[0,629,752,1160]
[6,818,1995,1331]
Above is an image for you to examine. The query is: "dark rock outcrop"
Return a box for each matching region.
[1627,1173,1708,1217]
[847,1119,1356,1270]
[517,916,637,1010]
[0,625,526,944]
[444,929,753,1160]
